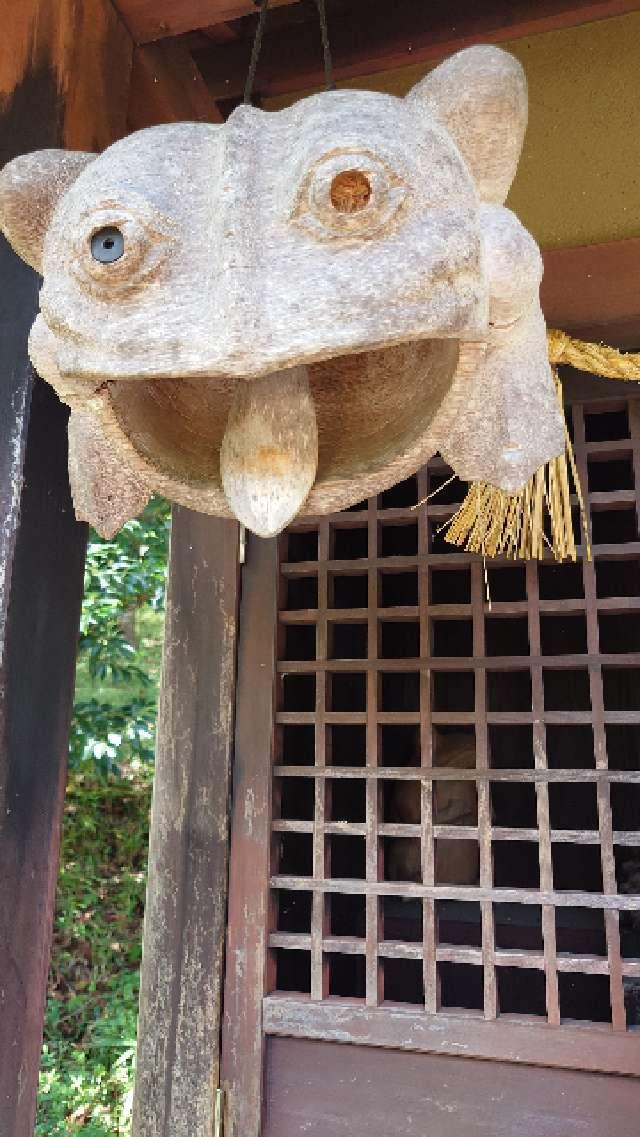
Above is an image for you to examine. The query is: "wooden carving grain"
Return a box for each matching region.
[0,45,563,536]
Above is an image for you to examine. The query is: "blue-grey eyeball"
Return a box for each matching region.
[91,226,125,263]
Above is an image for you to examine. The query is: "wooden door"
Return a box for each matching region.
[221,376,640,1137]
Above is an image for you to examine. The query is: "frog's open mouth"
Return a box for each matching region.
[28,310,484,536]
[99,338,484,535]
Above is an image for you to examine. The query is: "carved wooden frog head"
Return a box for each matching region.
[0,45,563,537]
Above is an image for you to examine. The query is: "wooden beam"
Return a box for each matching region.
[0,3,132,1135]
[221,534,279,1137]
[115,0,297,44]
[542,237,640,349]
[132,510,239,1137]
[193,0,640,101]
[128,39,223,130]
[203,22,244,44]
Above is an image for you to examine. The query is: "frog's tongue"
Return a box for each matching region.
[220,365,318,537]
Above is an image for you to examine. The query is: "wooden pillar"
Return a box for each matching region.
[132,509,239,1137]
[0,4,131,1134]
[220,534,279,1137]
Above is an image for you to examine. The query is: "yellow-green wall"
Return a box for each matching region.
[268,11,640,250]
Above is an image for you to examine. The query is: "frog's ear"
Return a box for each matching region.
[406,45,527,204]
[0,150,95,271]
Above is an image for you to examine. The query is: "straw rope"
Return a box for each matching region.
[547,328,640,379]
[439,331,640,563]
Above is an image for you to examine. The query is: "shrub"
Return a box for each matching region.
[36,767,152,1136]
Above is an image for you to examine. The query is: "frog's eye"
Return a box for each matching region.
[329,169,372,214]
[68,201,175,295]
[294,152,407,240]
[90,226,124,263]
[83,214,149,282]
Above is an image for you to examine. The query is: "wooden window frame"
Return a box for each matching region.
[221,376,640,1137]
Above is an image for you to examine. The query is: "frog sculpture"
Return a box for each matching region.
[0,45,564,538]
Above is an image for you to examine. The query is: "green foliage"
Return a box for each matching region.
[37,501,170,1132]
[37,768,152,1136]
[70,500,170,769]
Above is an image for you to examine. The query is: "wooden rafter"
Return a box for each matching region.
[114,0,297,44]
[115,0,640,94]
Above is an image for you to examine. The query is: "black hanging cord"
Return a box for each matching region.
[314,0,335,91]
[243,0,335,105]
[243,0,271,105]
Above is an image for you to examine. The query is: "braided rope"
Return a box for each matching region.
[547,328,640,379]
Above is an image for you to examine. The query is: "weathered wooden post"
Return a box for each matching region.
[131,511,239,1137]
[0,4,131,1133]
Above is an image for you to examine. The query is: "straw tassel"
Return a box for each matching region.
[443,372,588,561]
[439,326,640,563]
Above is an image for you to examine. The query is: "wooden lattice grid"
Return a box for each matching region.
[268,391,640,1051]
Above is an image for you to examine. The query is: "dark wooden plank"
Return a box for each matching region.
[220,534,279,1137]
[127,38,223,130]
[263,1036,640,1136]
[132,509,239,1137]
[114,0,296,43]
[0,384,87,1137]
[0,5,132,1134]
[542,238,640,349]
[264,1004,640,1078]
[0,236,39,639]
[193,0,640,101]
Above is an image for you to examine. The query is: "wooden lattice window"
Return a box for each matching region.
[264,390,640,1073]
